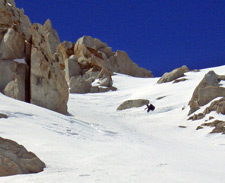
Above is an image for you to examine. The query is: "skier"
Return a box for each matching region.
[145,104,155,113]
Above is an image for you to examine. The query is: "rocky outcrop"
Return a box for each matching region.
[0,136,46,177]
[157,65,189,84]
[58,38,116,94]
[204,97,225,115]
[58,35,153,94]
[189,97,225,120]
[117,99,149,110]
[0,1,31,102]
[105,50,153,77]
[196,120,225,134]
[30,20,68,114]
[188,71,225,115]
[76,35,153,78]
[0,2,69,114]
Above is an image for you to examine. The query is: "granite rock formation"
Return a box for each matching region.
[0,1,68,114]
[30,20,68,114]
[188,71,225,115]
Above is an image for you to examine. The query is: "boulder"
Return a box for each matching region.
[188,71,225,115]
[157,65,189,84]
[70,76,91,93]
[76,36,108,50]
[117,99,149,110]
[173,78,187,83]
[30,20,68,114]
[0,136,45,177]
[0,113,8,118]
[106,50,153,78]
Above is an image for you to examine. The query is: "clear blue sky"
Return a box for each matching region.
[16,0,225,76]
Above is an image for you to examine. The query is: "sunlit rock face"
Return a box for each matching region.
[30,20,68,114]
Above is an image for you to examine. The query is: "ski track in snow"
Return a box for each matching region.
[0,66,225,183]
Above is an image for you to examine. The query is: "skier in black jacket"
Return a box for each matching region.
[145,104,155,113]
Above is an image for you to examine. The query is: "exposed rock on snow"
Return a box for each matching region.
[204,97,225,115]
[188,71,225,115]
[0,136,46,177]
[117,99,149,110]
[105,50,153,78]
[197,120,225,134]
[157,65,189,84]
[189,97,225,121]
[173,78,188,83]
[0,113,8,118]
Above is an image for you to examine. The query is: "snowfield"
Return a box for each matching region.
[0,65,225,183]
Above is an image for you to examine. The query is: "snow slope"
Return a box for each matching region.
[0,65,225,183]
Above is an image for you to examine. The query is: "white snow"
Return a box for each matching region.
[13,58,26,64]
[0,65,225,183]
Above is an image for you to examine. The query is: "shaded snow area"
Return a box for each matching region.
[0,66,225,183]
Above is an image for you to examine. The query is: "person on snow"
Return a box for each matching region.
[145,104,155,112]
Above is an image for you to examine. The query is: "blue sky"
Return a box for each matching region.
[16,0,225,76]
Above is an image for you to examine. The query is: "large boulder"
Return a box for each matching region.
[106,50,153,78]
[117,99,149,110]
[76,35,108,50]
[30,20,68,114]
[157,65,189,84]
[0,136,46,177]
[188,71,225,115]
